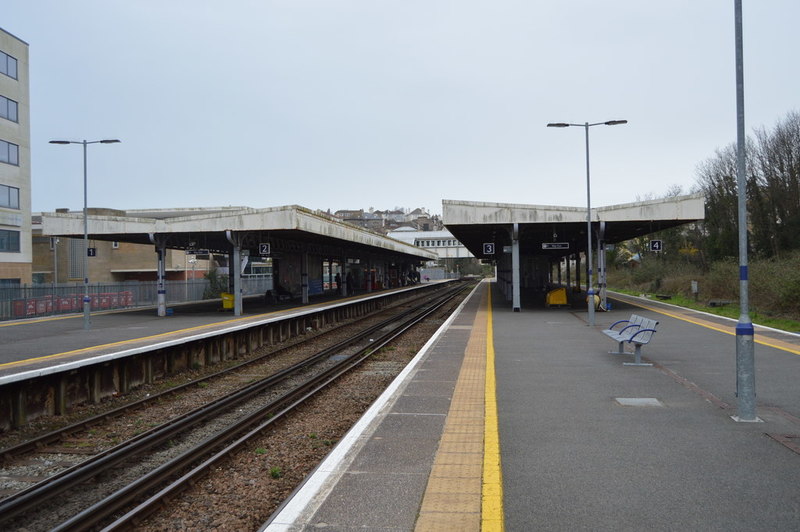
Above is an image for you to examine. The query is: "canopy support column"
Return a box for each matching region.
[512,223,521,312]
[149,233,168,317]
[225,230,243,316]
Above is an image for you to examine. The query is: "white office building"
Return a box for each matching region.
[387,228,474,261]
[0,28,30,286]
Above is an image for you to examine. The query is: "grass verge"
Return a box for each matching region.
[608,288,800,333]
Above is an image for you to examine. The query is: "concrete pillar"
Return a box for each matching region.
[91,369,102,404]
[341,257,348,296]
[157,245,167,316]
[566,255,572,292]
[512,223,521,311]
[598,221,607,311]
[328,259,334,294]
[232,244,242,316]
[56,378,67,416]
[119,362,130,394]
[301,250,309,304]
[13,387,27,428]
[225,230,243,316]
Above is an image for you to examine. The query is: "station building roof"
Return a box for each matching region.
[442,193,705,259]
[39,205,438,263]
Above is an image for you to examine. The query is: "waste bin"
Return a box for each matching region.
[221,292,234,310]
[545,287,568,308]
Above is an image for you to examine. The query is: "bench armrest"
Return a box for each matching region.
[608,319,630,330]
[627,328,657,343]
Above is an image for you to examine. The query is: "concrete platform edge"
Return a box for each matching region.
[262,281,484,531]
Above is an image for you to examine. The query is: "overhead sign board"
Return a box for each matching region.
[542,242,570,250]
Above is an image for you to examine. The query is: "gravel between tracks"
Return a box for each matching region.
[0,289,465,531]
[137,313,451,531]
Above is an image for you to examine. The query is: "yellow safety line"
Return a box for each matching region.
[615,296,800,356]
[482,286,504,531]
[0,313,81,327]
[1,293,374,369]
[0,311,286,370]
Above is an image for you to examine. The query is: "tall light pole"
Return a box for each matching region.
[732,0,757,422]
[52,237,59,289]
[49,139,121,330]
[547,120,627,326]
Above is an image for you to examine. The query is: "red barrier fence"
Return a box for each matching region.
[12,291,135,319]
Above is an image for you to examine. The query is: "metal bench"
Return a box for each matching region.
[602,314,658,366]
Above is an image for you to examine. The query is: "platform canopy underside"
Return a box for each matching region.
[442,194,705,260]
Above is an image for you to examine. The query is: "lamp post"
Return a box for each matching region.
[547,120,627,326]
[52,237,59,290]
[49,139,121,330]
[732,0,757,422]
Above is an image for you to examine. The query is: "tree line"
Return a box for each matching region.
[696,110,800,261]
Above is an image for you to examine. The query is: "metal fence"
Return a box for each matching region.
[0,275,272,322]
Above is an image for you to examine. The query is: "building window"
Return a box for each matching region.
[0,140,19,165]
[0,96,18,122]
[0,229,20,252]
[0,184,19,209]
[0,51,17,80]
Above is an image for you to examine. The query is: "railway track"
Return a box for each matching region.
[0,282,470,530]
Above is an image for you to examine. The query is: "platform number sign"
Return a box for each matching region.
[650,240,663,252]
[87,247,97,257]
[259,243,271,256]
[483,242,495,255]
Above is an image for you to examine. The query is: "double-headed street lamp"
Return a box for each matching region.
[547,120,627,326]
[49,139,121,330]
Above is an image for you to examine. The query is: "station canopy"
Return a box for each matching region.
[40,205,437,263]
[442,193,705,259]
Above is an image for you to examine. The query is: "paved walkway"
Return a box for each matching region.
[266,281,800,531]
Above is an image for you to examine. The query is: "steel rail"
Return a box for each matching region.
[0,287,439,463]
[0,283,467,528]
[59,285,467,531]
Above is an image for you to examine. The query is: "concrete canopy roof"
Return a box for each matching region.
[442,193,705,259]
[40,205,437,262]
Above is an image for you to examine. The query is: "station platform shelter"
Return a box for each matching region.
[442,194,705,312]
[39,205,436,318]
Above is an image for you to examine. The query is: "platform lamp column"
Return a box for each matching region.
[49,138,121,330]
[52,237,59,290]
[732,0,757,422]
[547,120,626,326]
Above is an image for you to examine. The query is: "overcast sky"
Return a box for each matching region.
[5,1,798,216]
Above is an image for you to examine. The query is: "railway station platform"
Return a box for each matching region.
[265,280,800,531]
[0,284,436,379]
